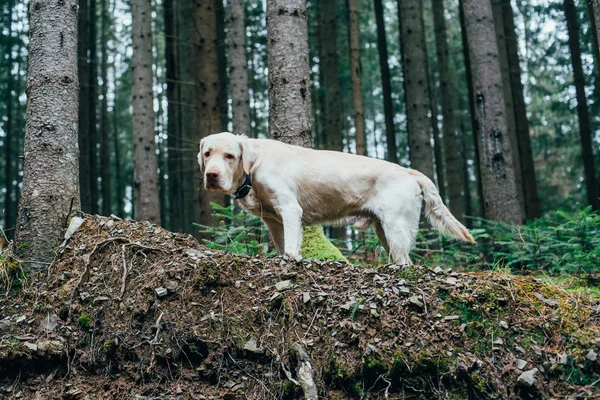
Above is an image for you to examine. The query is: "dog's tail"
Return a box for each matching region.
[409,169,475,244]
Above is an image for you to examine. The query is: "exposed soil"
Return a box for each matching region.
[1,215,599,399]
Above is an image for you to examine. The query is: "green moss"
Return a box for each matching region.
[78,313,92,329]
[323,354,361,397]
[397,267,424,284]
[390,349,453,390]
[103,339,117,357]
[358,353,387,389]
[300,226,347,262]
[281,380,302,400]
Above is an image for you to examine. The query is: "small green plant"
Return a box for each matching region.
[350,297,366,321]
[194,203,274,257]
[78,313,92,329]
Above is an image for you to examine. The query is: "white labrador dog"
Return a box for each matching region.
[198,132,474,265]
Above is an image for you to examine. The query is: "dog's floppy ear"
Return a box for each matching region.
[240,137,260,175]
[197,138,206,174]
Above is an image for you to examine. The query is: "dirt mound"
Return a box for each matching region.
[1,215,599,399]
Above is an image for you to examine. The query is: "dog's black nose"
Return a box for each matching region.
[206,172,219,181]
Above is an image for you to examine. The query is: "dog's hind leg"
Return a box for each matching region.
[275,203,303,257]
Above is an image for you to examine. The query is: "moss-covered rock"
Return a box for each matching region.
[301,225,347,262]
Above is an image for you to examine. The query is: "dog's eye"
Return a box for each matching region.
[226,154,235,160]
[204,151,210,158]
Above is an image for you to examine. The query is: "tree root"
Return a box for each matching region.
[290,343,318,400]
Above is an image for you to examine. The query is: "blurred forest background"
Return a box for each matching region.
[1,0,599,271]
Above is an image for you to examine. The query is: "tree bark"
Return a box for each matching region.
[3,0,16,234]
[99,0,111,217]
[216,0,229,132]
[16,0,80,271]
[593,1,600,60]
[226,0,252,137]
[587,1,600,110]
[267,0,313,147]
[319,0,343,151]
[502,0,540,219]
[88,0,98,214]
[432,0,466,220]
[131,0,161,224]
[164,0,183,231]
[373,0,398,163]
[491,0,525,220]
[563,0,600,210]
[78,0,91,213]
[459,0,484,218]
[112,74,125,218]
[193,0,225,227]
[179,0,197,233]
[397,0,435,179]
[427,73,446,203]
[461,0,522,224]
[347,0,366,156]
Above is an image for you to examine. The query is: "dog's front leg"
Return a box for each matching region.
[276,203,303,257]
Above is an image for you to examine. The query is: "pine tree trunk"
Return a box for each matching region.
[88,0,98,214]
[461,0,522,224]
[459,0,484,218]
[99,0,111,216]
[491,0,525,220]
[373,0,398,163]
[398,0,435,179]
[3,0,16,234]
[347,0,366,156]
[593,1,600,58]
[193,0,225,227]
[131,0,161,224]
[16,0,80,271]
[78,0,91,213]
[216,0,229,131]
[502,0,540,219]
[563,0,600,210]
[112,76,125,218]
[226,0,252,137]
[164,0,183,231]
[267,0,312,147]
[179,0,197,233]
[319,0,342,151]
[432,0,466,220]
[587,1,600,106]
[428,74,446,203]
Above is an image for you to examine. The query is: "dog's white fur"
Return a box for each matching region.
[198,132,475,265]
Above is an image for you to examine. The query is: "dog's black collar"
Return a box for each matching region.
[234,174,252,199]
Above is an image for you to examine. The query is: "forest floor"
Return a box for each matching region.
[1,215,599,399]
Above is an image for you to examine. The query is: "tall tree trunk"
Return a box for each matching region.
[593,1,600,59]
[193,0,225,227]
[226,0,252,137]
[319,0,343,151]
[428,73,446,203]
[563,0,600,210]
[491,0,525,220]
[3,0,16,235]
[267,0,312,147]
[131,0,161,224]
[459,0,484,218]
[112,76,125,218]
[347,0,366,156]
[589,0,600,99]
[502,0,540,219]
[88,0,98,214]
[397,0,435,179]
[78,0,91,213]
[461,0,522,224]
[216,0,229,131]
[16,0,80,271]
[179,0,196,233]
[373,0,398,163]
[432,0,466,220]
[99,0,111,216]
[164,0,183,231]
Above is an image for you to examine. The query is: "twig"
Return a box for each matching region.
[119,244,128,300]
[150,312,164,345]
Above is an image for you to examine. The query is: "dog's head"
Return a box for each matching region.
[198,132,260,194]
